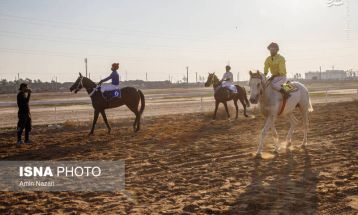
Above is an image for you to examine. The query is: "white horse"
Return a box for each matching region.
[248,71,313,156]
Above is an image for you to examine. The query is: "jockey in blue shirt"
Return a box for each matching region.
[98,63,120,92]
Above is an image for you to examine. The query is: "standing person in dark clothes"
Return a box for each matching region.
[17,83,32,144]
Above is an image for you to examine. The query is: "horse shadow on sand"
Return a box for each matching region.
[224,148,319,215]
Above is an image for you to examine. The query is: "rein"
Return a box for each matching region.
[74,76,84,93]
[74,76,98,97]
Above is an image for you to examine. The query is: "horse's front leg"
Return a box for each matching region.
[100,110,111,134]
[257,116,273,156]
[213,100,219,120]
[89,110,100,136]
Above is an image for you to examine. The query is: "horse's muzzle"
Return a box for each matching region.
[249,97,258,104]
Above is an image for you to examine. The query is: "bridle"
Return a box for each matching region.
[74,76,98,97]
[250,73,267,100]
[74,76,84,93]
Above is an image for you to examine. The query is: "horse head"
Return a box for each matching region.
[70,73,84,93]
[205,73,214,87]
[70,73,96,93]
[248,70,265,104]
[205,73,220,88]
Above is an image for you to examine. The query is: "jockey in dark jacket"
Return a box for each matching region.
[98,63,120,92]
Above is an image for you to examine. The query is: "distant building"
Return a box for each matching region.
[305,70,347,80]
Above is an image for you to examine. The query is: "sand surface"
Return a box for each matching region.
[0,101,357,214]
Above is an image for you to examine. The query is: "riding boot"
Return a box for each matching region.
[279,89,290,99]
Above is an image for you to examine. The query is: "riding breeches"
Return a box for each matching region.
[222,82,237,93]
[100,84,120,92]
[270,76,287,91]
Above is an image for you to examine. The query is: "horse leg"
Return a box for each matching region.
[239,97,248,117]
[271,121,280,153]
[126,104,140,132]
[223,102,230,120]
[286,113,298,148]
[233,99,239,119]
[89,110,99,135]
[100,110,111,134]
[213,100,219,120]
[301,110,309,147]
[257,116,273,156]
[134,112,140,132]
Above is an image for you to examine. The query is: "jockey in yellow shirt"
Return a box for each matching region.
[264,42,290,98]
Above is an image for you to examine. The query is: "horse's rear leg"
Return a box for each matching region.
[223,102,230,120]
[286,113,298,148]
[271,123,280,153]
[100,110,111,134]
[238,97,248,117]
[233,99,239,119]
[89,110,100,135]
[301,110,309,147]
[127,104,140,132]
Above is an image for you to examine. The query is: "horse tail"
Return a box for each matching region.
[242,86,250,107]
[138,89,145,115]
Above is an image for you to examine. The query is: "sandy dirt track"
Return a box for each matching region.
[0,101,357,214]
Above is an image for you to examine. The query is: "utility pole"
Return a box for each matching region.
[186,66,189,84]
[84,58,88,77]
[146,72,148,81]
[195,72,197,83]
[319,66,322,80]
[17,73,20,81]
[237,72,240,82]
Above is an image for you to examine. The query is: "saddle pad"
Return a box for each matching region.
[104,89,121,99]
[282,82,298,93]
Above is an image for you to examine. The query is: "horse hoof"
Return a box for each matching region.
[108,129,111,134]
[88,132,94,136]
[255,153,262,159]
[244,114,249,117]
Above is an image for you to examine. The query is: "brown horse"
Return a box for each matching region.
[205,73,250,120]
[70,73,145,135]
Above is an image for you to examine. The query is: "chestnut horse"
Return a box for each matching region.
[205,73,250,120]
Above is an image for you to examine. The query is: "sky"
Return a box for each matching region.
[0,0,357,82]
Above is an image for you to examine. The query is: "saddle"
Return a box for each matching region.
[278,81,298,116]
[102,89,121,101]
[281,82,298,94]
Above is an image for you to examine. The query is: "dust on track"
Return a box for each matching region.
[0,101,357,214]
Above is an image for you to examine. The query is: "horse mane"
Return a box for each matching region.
[82,76,96,87]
